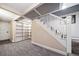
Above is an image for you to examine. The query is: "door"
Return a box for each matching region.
[0,22,10,40]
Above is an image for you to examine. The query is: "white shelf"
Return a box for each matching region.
[15,21,32,42]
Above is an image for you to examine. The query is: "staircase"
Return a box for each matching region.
[32,14,67,55]
[34,14,67,47]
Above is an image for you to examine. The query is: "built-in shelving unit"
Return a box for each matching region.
[11,20,32,42]
[15,22,23,42]
[23,23,32,39]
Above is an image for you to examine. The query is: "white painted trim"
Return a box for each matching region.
[32,41,66,55]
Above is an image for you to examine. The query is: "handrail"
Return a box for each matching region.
[38,14,67,40]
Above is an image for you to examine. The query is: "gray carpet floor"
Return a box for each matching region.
[0,39,63,56]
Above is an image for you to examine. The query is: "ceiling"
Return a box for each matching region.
[0,3,78,22]
[0,3,40,22]
[60,3,79,9]
[0,3,40,15]
[24,3,60,19]
[0,8,20,22]
[24,3,79,19]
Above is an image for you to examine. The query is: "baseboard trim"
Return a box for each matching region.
[32,41,66,55]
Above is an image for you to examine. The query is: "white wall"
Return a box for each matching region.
[0,21,11,40]
[60,12,79,38]
[71,12,79,38]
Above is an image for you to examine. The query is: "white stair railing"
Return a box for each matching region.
[35,14,67,47]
